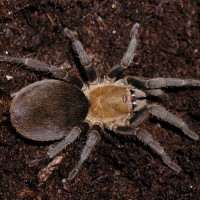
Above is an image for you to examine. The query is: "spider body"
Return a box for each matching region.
[11,77,142,139]
[0,23,199,180]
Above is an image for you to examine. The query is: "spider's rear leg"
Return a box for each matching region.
[0,55,64,77]
[108,23,139,79]
[0,55,83,88]
[127,77,200,89]
[28,123,88,167]
[47,123,89,159]
[115,126,181,172]
[148,104,199,140]
[64,28,97,83]
[68,125,101,180]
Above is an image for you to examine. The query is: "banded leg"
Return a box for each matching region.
[68,125,101,180]
[127,77,200,89]
[148,104,199,140]
[115,126,181,172]
[47,123,89,159]
[108,23,140,79]
[64,28,97,83]
[0,55,83,88]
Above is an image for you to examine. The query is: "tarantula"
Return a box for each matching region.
[0,23,199,180]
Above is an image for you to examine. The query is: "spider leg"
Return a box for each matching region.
[27,123,89,167]
[108,23,140,79]
[130,107,149,126]
[134,128,181,172]
[68,125,101,180]
[148,104,199,140]
[127,77,200,89]
[64,28,97,83]
[0,55,83,88]
[47,123,89,159]
[0,55,60,74]
[115,126,181,172]
[144,89,165,97]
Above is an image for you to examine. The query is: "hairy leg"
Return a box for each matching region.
[64,28,97,83]
[68,125,101,180]
[148,104,199,140]
[0,55,83,88]
[127,77,200,89]
[115,125,181,172]
[135,128,181,172]
[47,123,89,159]
[108,23,140,79]
[27,123,88,167]
[144,89,165,97]
[130,107,149,126]
[0,55,69,77]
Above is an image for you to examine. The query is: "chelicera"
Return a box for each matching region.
[1,23,199,180]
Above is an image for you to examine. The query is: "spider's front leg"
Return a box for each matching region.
[148,104,199,140]
[127,77,200,89]
[129,102,199,140]
[64,28,97,83]
[108,23,140,79]
[130,107,150,126]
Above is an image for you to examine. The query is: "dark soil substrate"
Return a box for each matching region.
[0,1,199,199]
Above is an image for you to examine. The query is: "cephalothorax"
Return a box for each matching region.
[0,23,199,180]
